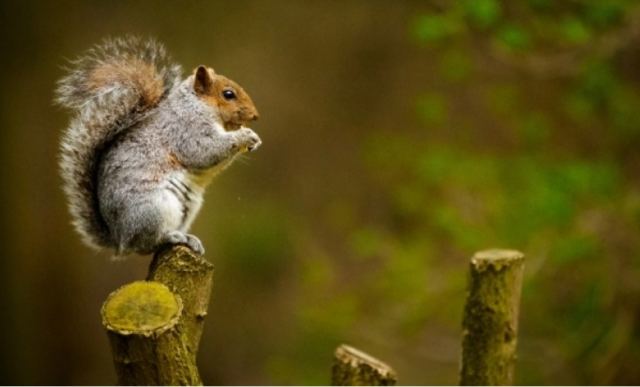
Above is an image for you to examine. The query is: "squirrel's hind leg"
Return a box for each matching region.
[103,193,205,255]
[104,201,193,255]
[107,202,166,255]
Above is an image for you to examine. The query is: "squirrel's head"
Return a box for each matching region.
[193,66,259,131]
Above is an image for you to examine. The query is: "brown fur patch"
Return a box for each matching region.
[167,152,182,168]
[88,59,164,107]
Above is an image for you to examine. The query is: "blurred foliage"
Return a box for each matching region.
[347,0,640,384]
[219,204,294,286]
[270,4,640,380]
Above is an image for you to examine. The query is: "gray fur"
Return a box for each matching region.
[56,37,261,256]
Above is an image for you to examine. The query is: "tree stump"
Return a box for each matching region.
[102,246,214,385]
[460,249,525,386]
[332,344,397,386]
[147,246,214,356]
[102,281,201,385]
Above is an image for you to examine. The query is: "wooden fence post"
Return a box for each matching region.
[332,344,397,386]
[459,249,525,386]
[102,246,213,385]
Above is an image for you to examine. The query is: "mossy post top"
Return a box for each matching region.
[101,280,182,337]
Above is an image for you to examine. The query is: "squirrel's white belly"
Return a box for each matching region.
[160,171,205,232]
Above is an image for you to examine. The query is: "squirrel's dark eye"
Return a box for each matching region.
[222,90,236,100]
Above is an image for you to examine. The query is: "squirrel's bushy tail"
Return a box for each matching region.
[56,36,182,249]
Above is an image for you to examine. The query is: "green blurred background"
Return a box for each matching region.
[1,0,640,384]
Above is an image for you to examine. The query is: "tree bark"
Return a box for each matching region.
[459,249,525,386]
[101,281,201,385]
[331,344,397,386]
[147,246,214,357]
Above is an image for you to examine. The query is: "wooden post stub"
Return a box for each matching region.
[102,280,201,385]
[460,249,525,386]
[332,344,397,386]
[147,245,214,357]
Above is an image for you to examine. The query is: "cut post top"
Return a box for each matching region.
[335,344,396,380]
[149,245,214,276]
[335,344,393,372]
[471,249,524,271]
[102,280,182,336]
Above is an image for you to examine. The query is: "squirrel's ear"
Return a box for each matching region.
[194,65,213,94]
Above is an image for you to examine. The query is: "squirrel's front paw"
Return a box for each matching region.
[236,127,262,152]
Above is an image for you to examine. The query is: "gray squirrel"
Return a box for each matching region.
[56,37,261,256]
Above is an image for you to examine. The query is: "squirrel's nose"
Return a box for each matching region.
[251,113,259,121]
